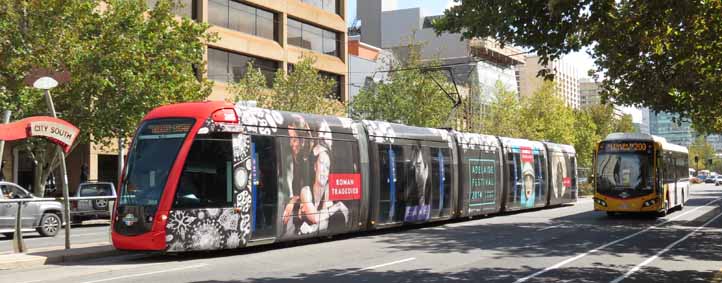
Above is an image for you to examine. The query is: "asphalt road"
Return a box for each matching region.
[0,223,111,254]
[2,184,722,283]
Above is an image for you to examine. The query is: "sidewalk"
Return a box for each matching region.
[0,242,121,270]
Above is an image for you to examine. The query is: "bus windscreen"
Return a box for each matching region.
[596,141,654,198]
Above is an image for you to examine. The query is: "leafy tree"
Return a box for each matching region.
[583,104,636,140]
[572,110,599,168]
[518,81,575,145]
[0,0,215,195]
[584,104,617,139]
[230,55,345,116]
[689,136,716,171]
[350,43,455,128]
[434,1,722,132]
[614,114,636,133]
[479,82,522,138]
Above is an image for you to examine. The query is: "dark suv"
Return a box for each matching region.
[70,181,116,224]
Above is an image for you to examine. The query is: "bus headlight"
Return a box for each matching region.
[594,198,607,207]
[643,199,657,207]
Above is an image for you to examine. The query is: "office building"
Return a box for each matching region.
[2,0,349,194]
[518,55,580,109]
[355,3,524,112]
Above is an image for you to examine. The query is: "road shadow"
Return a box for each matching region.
[185,265,714,283]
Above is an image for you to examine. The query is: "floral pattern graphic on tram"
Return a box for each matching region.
[166,208,244,251]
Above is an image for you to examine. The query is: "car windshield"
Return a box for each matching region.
[119,118,194,207]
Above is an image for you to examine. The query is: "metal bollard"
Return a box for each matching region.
[12,202,25,253]
[108,200,114,243]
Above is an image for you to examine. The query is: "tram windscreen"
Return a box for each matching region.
[595,141,654,197]
[119,119,194,207]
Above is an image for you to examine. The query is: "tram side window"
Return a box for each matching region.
[506,151,522,203]
[174,133,234,209]
[430,148,451,212]
[570,156,577,195]
[535,152,547,201]
[379,145,405,222]
[405,146,430,210]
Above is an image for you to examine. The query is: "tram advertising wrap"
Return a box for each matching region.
[112,102,578,253]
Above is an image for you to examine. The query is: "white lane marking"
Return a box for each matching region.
[610,210,722,283]
[537,224,564,232]
[335,257,416,276]
[23,232,108,241]
[512,197,722,283]
[13,261,171,283]
[78,263,208,283]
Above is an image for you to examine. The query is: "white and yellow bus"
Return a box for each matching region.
[593,133,689,217]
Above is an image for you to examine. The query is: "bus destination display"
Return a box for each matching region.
[601,142,651,153]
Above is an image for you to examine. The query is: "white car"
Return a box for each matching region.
[716,176,722,186]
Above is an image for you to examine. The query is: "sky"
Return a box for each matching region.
[346,0,597,79]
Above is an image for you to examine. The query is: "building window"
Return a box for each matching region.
[301,0,339,15]
[287,18,339,57]
[287,65,342,101]
[320,71,342,101]
[147,0,196,19]
[208,0,278,42]
[207,48,278,87]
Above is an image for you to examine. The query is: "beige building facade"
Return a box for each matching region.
[518,55,580,109]
[2,0,348,195]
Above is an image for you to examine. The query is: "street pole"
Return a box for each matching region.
[117,137,124,189]
[0,110,11,174]
[44,89,72,250]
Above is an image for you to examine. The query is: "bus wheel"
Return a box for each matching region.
[657,203,668,217]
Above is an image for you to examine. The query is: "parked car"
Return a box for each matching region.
[705,176,717,183]
[0,181,64,238]
[715,176,722,186]
[70,181,116,225]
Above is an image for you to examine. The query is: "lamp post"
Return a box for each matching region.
[33,76,72,250]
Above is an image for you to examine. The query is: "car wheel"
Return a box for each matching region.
[37,213,61,237]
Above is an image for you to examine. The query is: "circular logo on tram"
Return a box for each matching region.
[123,214,138,226]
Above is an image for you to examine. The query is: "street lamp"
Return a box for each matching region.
[33,76,72,250]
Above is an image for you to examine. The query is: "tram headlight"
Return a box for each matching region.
[234,168,248,189]
[643,199,657,207]
[594,198,607,207]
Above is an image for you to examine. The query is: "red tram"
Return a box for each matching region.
[112,101,577,251]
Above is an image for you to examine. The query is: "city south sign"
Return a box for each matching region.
[0,116,79,153]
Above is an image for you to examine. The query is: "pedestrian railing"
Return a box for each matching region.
[0,196,116,253]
